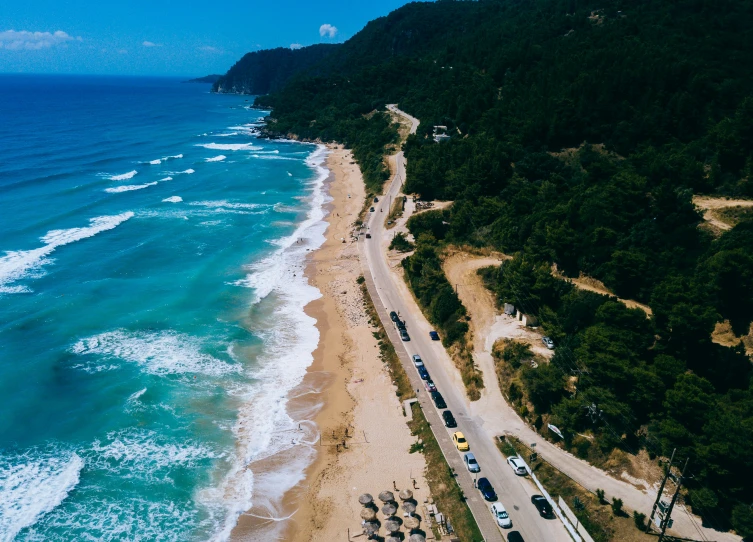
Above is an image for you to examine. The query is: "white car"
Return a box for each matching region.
[542,336,555,350]
[411,354,424,367]
[491,502,512,528]
[507,456,527,475]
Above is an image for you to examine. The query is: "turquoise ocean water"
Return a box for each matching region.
[0,75,328,540]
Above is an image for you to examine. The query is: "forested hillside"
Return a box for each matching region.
[212,44,339,95]
[222,0,753,536]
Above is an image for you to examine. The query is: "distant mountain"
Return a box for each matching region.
[184,74,223,84]
[212,44,339,95]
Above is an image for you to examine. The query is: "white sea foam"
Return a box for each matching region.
[216,132,239,137]
[205,155,227,163]
[104,182,158,193]
[146,154,183,165]
[127,388,147,403]
[251,154,299,161]
[180,169,195,174]
[159,176,173,182]
[162,196,183,203]
[70,329,241,377]
[189,200,265,211]
[196,143,261,151]
[89,429,224,483]
[109,170,138,181]
[208,145,331,539]
[0,212,134,294]
[0,448,84,541]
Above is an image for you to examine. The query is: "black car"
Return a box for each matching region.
[507,532,524,542]
[442,410,457,428]
[530,495,553,518]
[400,329,410,341]
[374,197,379,202]
[477,477,497,501]
[370,207,375,212]
[430,391,446,409]
[417,366,430,380]
[396,319,406,330]
[389,311,399,322]
[429,331,440,341]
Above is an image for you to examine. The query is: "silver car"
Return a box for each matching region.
[542,336,555,350]
[412,354,424,367]
[464,452,480,473]
[507,456,527,475]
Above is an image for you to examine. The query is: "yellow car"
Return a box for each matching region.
[453,432,469,451]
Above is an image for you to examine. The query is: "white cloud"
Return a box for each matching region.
[290,43,303,50]
[0,30,81,50]
[319,24,338,38]
[117,49,128,55]
[142,41,162,48]
[198,45,221,53]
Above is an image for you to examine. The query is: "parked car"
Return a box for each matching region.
[477,477,497,501]
[417,366,429,380]
[530,495,553,518]
[411,354,423,366]
[374,197,379,202]
[429,331,440,341]
[464,452,480,473]
[370,207,375,212]
[442,410,456,428]
[365,233,371,239]
[423,379,437,392]
[507,532,524,542]
[542,336,555,350]
[507,456,527,475]
[400,329,410,341]
[395,319,406,331]
[452,432,469,451]
[430,391,446,409]
[390,311,399,322]
[491,502,512,528]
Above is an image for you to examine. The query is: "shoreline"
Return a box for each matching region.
[230,144,429,541]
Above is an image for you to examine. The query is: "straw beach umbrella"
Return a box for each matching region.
[363,521,379,537]
[384,519,401,533]
[358,493,374,506]
[378,490,395,503]
[360,508,377,521]
[398,488,413,501]
[409,534,426,542]
[381,502,398,516]
[404,516,420,530]
[386,537,401,542]
[402,501,417,515]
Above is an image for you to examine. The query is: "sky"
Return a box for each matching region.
[0,0,419,77]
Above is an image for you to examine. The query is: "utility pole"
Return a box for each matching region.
[647,448,676,532]
[658,457,689,542]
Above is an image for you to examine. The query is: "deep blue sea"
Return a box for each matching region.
[0,75,328,541]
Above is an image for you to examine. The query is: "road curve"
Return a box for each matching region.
[359,105,572,542]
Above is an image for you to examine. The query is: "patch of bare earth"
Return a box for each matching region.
[552,264,652,316]
[712,320,753,356]
[693,194,753,234]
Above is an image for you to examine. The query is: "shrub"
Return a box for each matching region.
[611,498,624,516]
[633,511,647,530]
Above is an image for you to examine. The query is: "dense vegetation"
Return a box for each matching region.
[219,0,753,535]
[212,44,338,95]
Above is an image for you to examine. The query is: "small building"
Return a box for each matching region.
[433,125,450,143]
[504,303,516,316]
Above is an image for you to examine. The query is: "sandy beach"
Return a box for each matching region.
[231,145,428,541]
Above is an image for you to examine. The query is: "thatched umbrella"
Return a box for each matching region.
[378,490,395,503]
[358,493,374,506]
[363,521,379,537]
[384,519,401,533]
[402,501,417,515]
[385,537,401,542]
[404,516,420,530]
[409,534,426,542]
[398,488,413,501]
[360,508,377,521]
[381,502,398,516]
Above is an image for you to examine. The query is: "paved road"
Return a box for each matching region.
[359,106,572,542]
